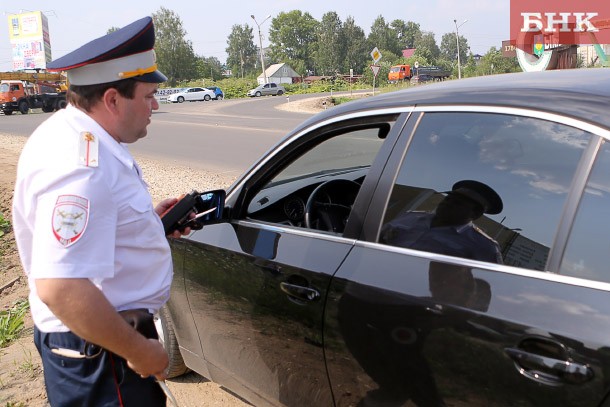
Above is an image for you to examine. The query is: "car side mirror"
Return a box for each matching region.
[161,189,226,234]
[188,189,226,230]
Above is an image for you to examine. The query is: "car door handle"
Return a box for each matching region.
[280,282,320,303]
[505,347,594,386]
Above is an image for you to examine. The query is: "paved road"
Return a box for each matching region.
[0,94,320,176]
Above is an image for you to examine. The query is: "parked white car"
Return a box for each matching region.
[168,87,215,103]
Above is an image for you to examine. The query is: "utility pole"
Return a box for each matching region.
[251,14,271,84]
[454,19,468,79]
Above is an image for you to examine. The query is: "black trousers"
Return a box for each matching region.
[34,327,166,407]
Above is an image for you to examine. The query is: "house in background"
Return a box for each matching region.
[257,63,300,85]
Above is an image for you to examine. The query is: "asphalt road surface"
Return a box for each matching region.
[0,93,319,178]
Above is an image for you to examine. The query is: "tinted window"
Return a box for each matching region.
[560,140,610,283]
[246,119,394,230]
[379,112,592,270]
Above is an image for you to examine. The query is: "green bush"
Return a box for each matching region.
[0,212,10,238]
[0,300,29,348]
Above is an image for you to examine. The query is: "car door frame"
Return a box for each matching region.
[177,108,413,405]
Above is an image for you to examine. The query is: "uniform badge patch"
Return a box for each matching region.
[52,195,90,247]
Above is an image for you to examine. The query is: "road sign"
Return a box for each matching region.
[370,64,381,77]
[414,61,419,69]
[370,47,382,64]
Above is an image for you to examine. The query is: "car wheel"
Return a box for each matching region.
[216,95,223,100]
[3,110,12,115]
[57,100,68,110]
[277,90,284,96]
[255,91,262,97]
[204,95,211,101]
[177,96,185,103]
[154,305,189,378]
[18,100,29,114]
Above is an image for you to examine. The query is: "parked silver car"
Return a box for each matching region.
[247,82,286,97]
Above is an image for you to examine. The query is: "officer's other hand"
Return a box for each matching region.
[127,338,169,381]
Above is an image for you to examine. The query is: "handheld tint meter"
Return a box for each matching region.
[161,190,226,235]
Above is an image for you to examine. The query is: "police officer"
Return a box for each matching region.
[12,16,187,406]
[381,180,504,263]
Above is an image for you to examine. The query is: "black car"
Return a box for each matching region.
[157,69,610,407]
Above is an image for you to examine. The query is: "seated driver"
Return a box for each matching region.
[380,180,504,264]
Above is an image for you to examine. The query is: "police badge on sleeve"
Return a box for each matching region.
[52,195,90,247]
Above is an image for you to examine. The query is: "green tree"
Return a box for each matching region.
[414,31,441,64]
[389,19,419,55]
[368,15,394,52]
[268,10,319,72]
[196,56,223,80]
[313,12,345,75]
[440,32,469,66]
[342,16,368,75]
[475,47,520,76]
[226,24,258,79]
[152,7,199,86]
[401,21,422,49]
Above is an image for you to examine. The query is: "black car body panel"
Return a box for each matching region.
[163,68,610,406]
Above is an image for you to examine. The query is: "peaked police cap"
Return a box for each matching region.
[47,16,167,85]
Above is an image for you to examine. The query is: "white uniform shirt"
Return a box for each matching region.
[12,105,172,332]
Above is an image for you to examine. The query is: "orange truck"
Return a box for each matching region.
[0,71,67,115]
[388,64,411,83]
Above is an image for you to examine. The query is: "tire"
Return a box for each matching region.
[216,95,223,101]
[57,99,68,110]
[177,96,185,103]
[18,100,29,115]
[277,90,284,96]
[154,305,189,378]
[255,91,261,97]
[3,110,12,115]
[42,105,54,113]
[204,94,211,101]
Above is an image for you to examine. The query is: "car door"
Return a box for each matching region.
[324,108,610,406]
[180,112,405,406]
[261,83,272,96]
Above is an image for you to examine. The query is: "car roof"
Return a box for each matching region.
[302,69,610,131]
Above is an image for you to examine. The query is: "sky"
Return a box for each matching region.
[0,0,510,72]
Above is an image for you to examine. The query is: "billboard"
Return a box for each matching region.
[7,11,52,70]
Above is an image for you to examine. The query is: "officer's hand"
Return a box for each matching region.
[156,197,195,238]
[155,197,179,217]
[127,338,169,381]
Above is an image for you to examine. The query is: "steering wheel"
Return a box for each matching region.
[305,179,361,233]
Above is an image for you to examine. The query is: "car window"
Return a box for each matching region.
[560,140,610,283]
[271,83,277,88]
[246,118,396,232]
[378,112,592,270]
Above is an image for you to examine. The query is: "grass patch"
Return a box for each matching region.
[0,300,29,348]
[0,212,10,238]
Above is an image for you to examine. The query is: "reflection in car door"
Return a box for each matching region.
[182,218,352,405]
[324,109,610,407]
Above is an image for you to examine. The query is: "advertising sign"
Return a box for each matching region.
[7,11,52,70]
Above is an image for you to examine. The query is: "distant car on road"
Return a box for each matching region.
[247,82,286,97]
[206,86,224,100]
[410,74,436,84]
[168,87,215,103]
